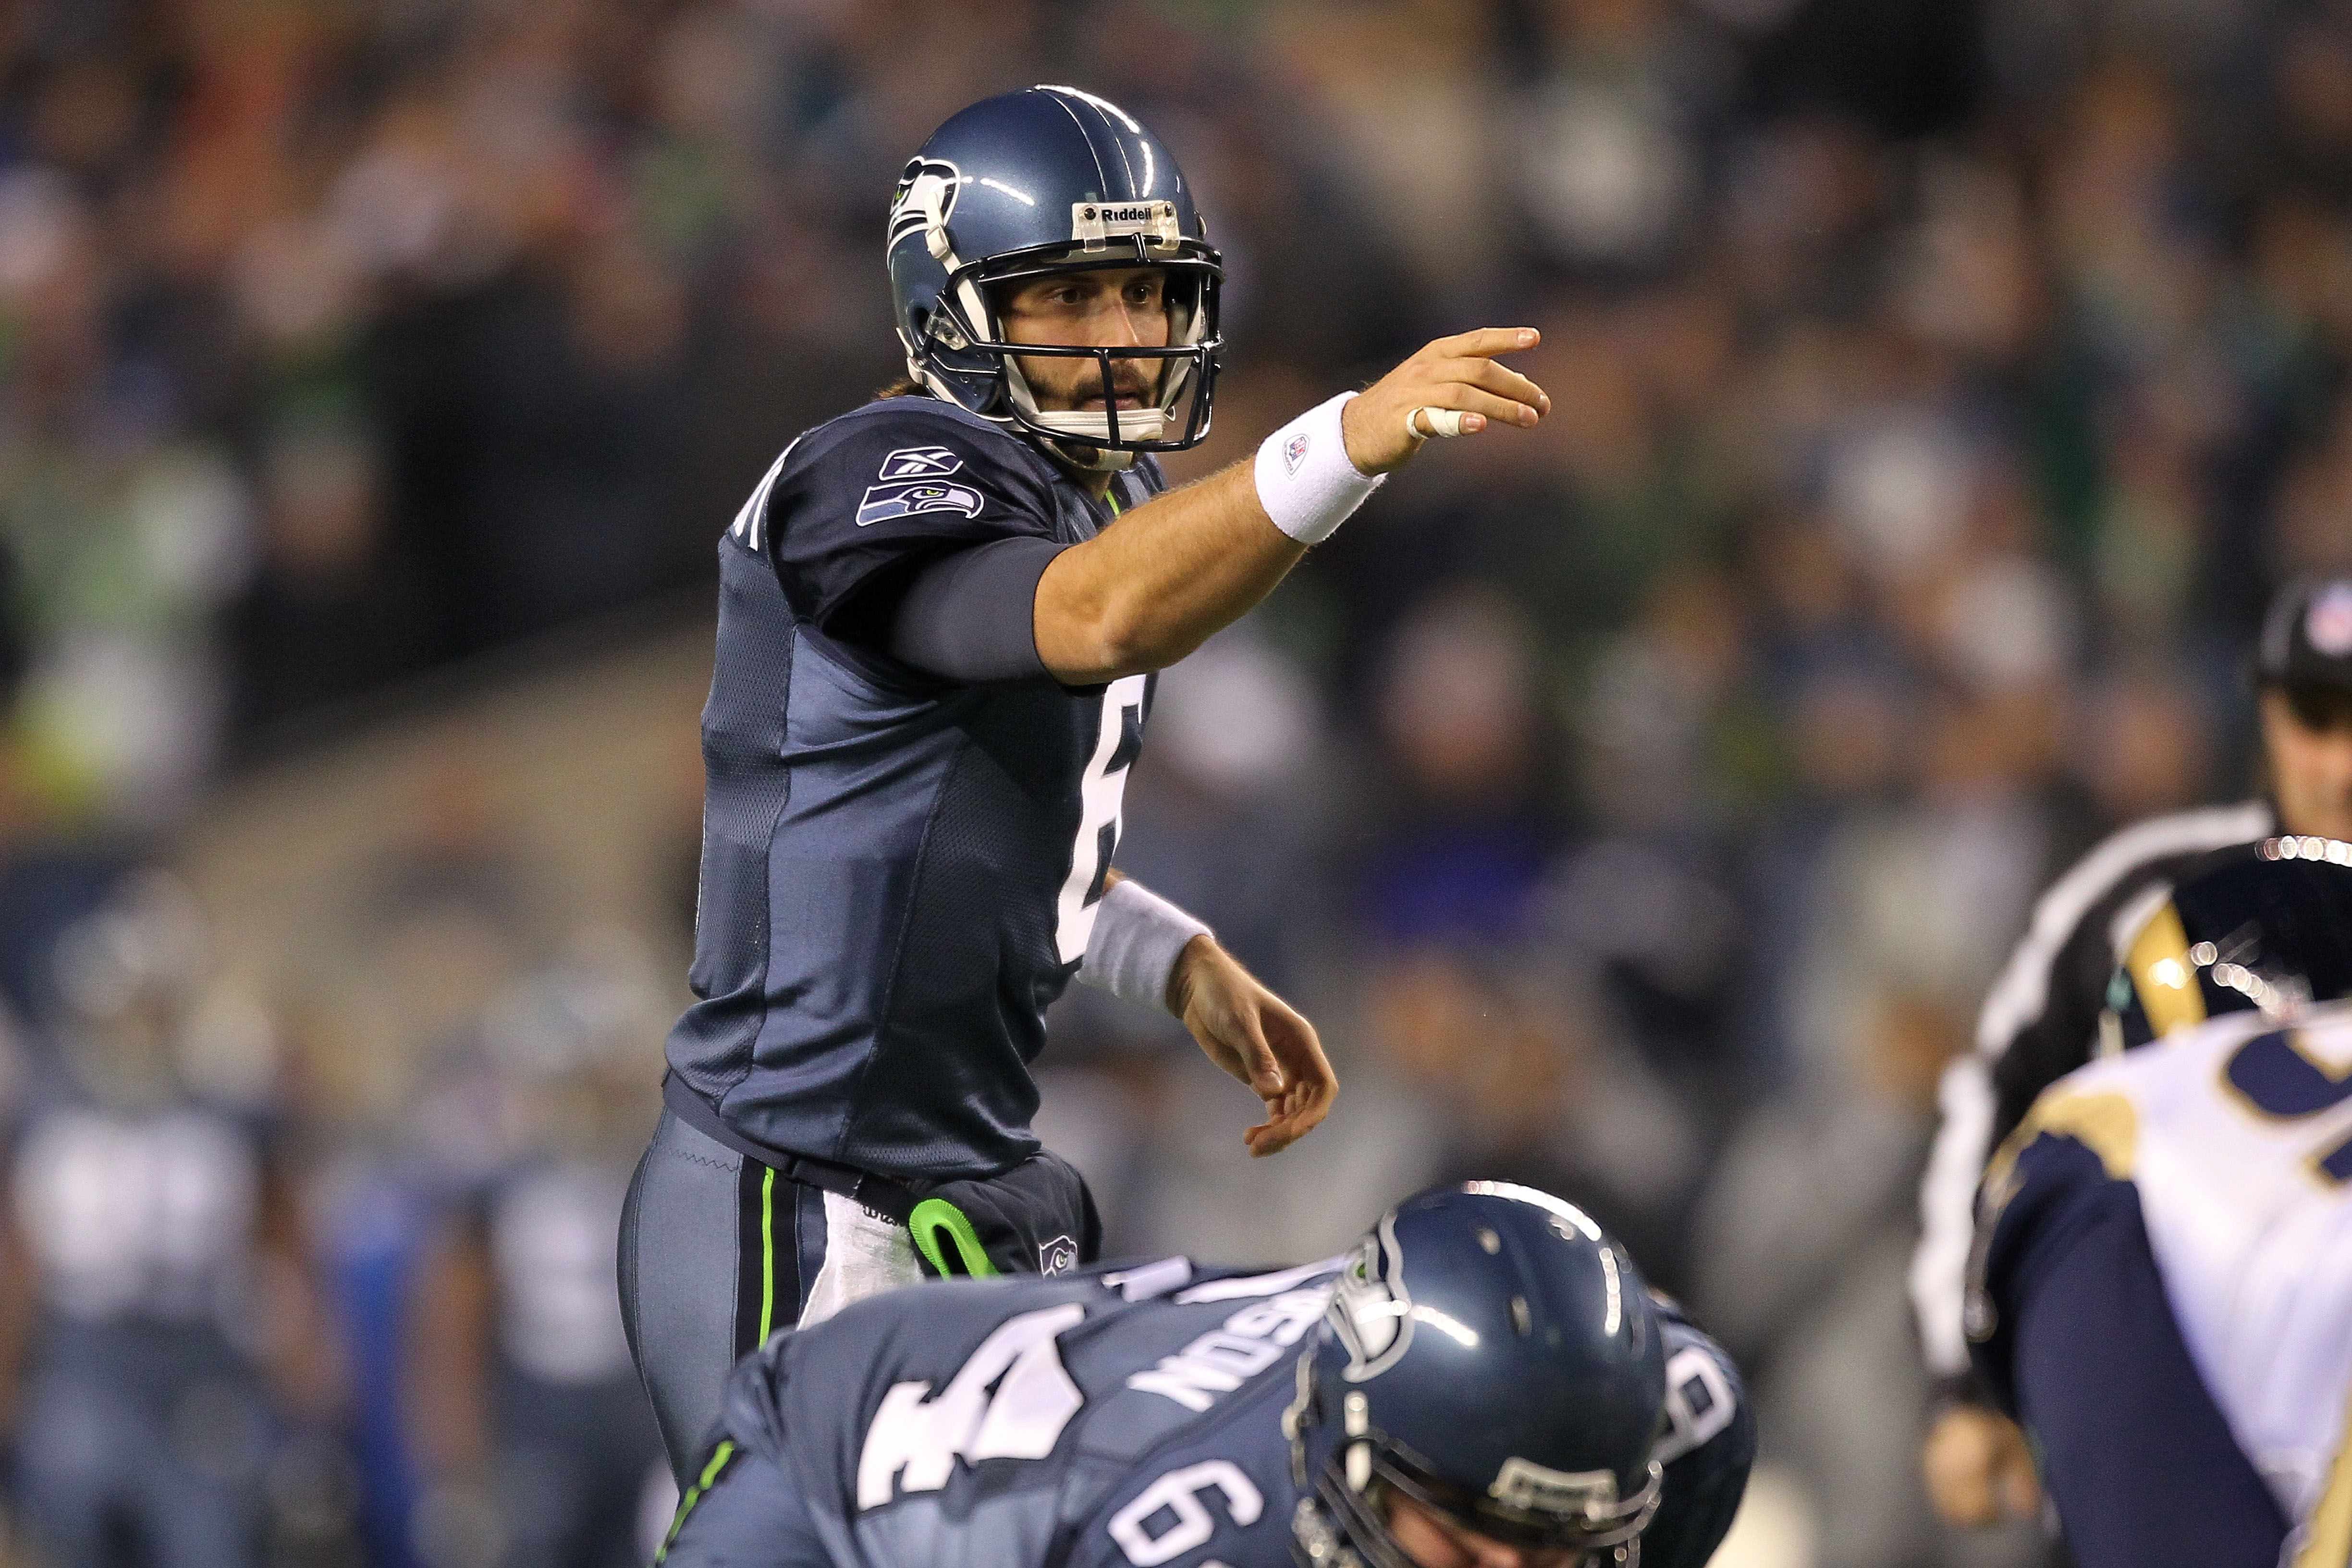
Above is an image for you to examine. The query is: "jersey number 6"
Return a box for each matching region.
[1055,674,1149,965]
[1108,1461,1264,1568]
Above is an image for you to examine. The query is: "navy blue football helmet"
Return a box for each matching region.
[1286,1184,1667,1568]
[2106,835,2352,1050]
[886,86,1222,468]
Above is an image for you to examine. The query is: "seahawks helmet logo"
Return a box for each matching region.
[1329,1213,1413,1383]
[890,158,962,259]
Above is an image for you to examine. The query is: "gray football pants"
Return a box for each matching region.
[619,1109,921,1484]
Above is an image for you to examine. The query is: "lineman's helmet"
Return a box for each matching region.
[886,87,1222,469]
[1287,1184,1667,1568]
[2106,836,2352,1050]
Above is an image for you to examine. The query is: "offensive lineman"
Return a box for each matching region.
[1969,840,2352,1565]
[1914,576,2352,1525]
[659,1183,1754,1568]
[623,85,1558,1482]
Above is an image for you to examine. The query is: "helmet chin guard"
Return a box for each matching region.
[1286,1359,1662,1568]
[1284,1186,1671,1568]
[887,89,1224,468]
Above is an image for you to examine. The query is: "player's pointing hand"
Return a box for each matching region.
[1166,938,1338,1157]
[1340,327,1550,475]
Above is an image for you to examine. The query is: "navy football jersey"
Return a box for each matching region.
[665,1260,1752,1568]
[666,397,1166,1178]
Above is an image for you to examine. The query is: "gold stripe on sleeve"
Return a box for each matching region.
[2127,900,2207,1040]
[2294,1387,2352,1567]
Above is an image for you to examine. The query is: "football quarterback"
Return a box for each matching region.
[624,85,1556,1483]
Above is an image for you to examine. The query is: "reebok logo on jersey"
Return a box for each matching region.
[1284,432,1310,475]
[858,479,984,527]
[879,446,963,480]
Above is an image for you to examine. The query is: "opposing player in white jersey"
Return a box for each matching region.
[1918,575,2352,1529]
[1968,837,2352,1567]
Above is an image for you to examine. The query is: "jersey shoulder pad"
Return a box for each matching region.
[788,399,1059,531]
[756,399,1065,632]
[1080,1256,1344,1302]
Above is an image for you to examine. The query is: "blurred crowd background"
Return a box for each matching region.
[0,0,2343,1563]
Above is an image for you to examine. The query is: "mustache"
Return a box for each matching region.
[1093,367,1160,400]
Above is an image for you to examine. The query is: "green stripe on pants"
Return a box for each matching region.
[657,1439,739,1563]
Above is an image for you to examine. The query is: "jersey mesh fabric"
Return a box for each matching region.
[665,397,1164,1178]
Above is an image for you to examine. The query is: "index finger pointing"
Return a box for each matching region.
[1435,326,1541,359]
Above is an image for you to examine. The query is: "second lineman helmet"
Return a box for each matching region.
[1286,1183,1668,1568]
[886,87,1222,468]
[2106,836,2352,1050]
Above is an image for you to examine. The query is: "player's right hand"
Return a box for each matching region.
[1922,1404,2042,1528]
[1340,328,1550,475]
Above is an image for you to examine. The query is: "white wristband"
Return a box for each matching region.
[1253,392,1384,545]
[1076,879,1213,1015]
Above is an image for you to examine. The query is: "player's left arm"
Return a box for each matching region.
[1166,928,1336,1158]
[1086,868,1335,1157]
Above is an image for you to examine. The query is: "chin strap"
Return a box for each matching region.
[1001,353,1170,457]
[1043,436,1139,472]
[903,347,1140,472]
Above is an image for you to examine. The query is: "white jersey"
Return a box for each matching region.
[488,1159,637,1384]
[14,1105,259,1327]
[1999,1000,2352,1542]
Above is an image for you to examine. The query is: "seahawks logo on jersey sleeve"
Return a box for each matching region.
[858,479,986,527]
[857,443,985,527]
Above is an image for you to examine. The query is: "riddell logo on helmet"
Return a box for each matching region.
[1072,199,1180,246]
